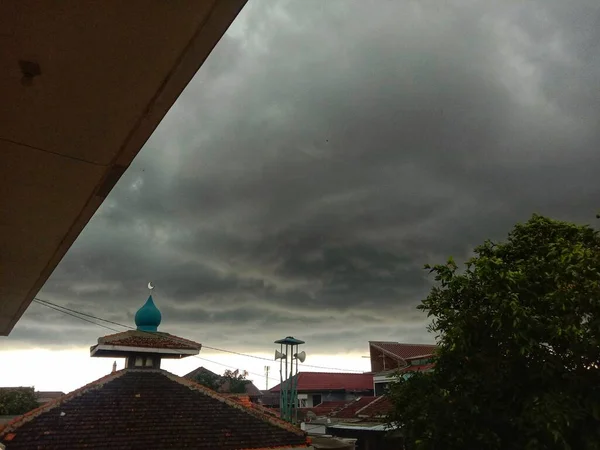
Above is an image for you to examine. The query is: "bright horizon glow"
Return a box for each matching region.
[0,348,372,393]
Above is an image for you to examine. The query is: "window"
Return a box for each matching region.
[145,357,153,367]
[312,394,322,406]
[135,356,143,367]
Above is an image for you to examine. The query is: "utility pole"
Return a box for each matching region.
[264,366,270,390]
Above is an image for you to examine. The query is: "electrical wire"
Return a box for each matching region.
[35,299,121,333]
[195,355,279,384]
[33,298,280,384]
[32,297,366,374]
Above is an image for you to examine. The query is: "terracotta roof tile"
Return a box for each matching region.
[0,369,310,449]
[270,372,373,393]
[94,329,201,350]
[297,401,349,420]
[356,395,393,418]
[332,396,377,419]
[400,363,435,373]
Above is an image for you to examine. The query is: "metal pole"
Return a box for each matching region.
[279,344,284,420]
[285,345,289,422]
[293,344,299,424]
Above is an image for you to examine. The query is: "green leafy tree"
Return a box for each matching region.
[193,371,221,391]
[222,369,250,394]
[388,214,600,450]
[193,369,250,394]
[0,387,39,415]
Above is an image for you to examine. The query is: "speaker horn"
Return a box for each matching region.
[274,350,286,360]
[293,351,306,363]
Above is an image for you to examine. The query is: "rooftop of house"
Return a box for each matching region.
[355,395,393,419]
[270,372,373,393]
[0,369,310,450]
[331,396,377,419]
[297,401,350,420]
[369,341,437,361]
[35,391,66,404]
[297,395,393,424]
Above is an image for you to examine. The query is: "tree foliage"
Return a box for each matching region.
[0,387,39,415]
[194,369,250,394]
[222,369,250,394]
[388,215,600,449]
[193,371,221,391]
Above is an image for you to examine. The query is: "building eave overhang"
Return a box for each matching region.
[90,344,199,359]
[0,0,248,335]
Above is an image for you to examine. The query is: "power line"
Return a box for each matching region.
[32,297,365,374]
[194,355,279,384]
[33,298,281,383]
[202,344,364,373]
[34,298,134,331]
[34,300,121,333]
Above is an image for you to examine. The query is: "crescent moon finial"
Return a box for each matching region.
[148,281,154,290]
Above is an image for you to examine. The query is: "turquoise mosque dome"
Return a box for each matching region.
[135,295,162,332]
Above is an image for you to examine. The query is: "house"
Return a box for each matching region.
[183,366,263,403]
[270,372,374,408]
[369,341,436,395]
[34,391,65,406]
[298,395,399,450]
[0,295,312,450]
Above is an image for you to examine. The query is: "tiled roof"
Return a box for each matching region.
[93,330,201,351]
[356,395,393,418]
[332,396,377,419]
[400,363,435,373]
[0,369,310,450]
[298,401,349,420]
[370,341,436,361]
[270,372,373,393]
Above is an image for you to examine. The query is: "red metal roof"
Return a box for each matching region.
[270,372,373,393]
[370,341,436,360]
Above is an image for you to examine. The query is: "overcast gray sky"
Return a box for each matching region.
[6,0,600,356]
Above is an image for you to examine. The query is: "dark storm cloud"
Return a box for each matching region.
[8,0,600,354]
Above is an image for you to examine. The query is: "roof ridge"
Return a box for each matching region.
[355,395,386,417]
[161,370,307,438]
[0,369,127,437]
[369,341,436,346]
[330,397,362,417]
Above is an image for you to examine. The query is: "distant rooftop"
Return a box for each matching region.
[270,372,373,393]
